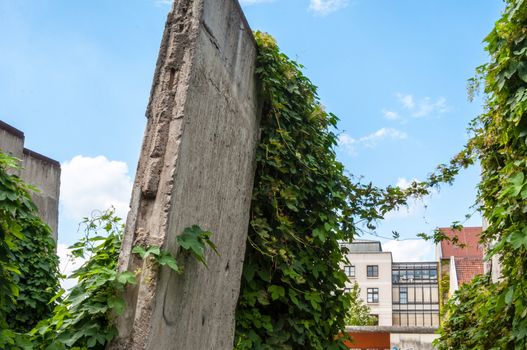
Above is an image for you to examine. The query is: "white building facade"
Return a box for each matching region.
[342,240,440,328]
[341,240,393,326]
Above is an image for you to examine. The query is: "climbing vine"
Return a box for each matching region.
[25,210,134,349]
[234,32,396,350]
[435,0,527,348]
[232,31,480,350]
[0,153,60,347]
[436,275,514,350]
[0,200,216,349]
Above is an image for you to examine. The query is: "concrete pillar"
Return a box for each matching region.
[111,0,260,349]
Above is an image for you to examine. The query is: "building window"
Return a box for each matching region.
[344,265,355,277]
[367,265,378,277]
[400,287,408,304]
[367,288,379,303]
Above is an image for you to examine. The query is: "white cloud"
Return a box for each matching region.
[339,128,407,155]
[61,155,133,221]
[397,94,415,110]
[395,93,449,118]
[395,177,416,190]
[338,133,356,146]
[382,239,435,262]
[359,128,407,148]
[382,110,400,120]
[384,177,426,219]
[309,0,348,15]
[338,133,357,156]
[57,243,86,291]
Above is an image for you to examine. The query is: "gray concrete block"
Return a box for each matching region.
[110,0,259,348]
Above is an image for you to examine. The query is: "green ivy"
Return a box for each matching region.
[436,0,527,348]
[0,153,60,343]
[132,225,218,272]
[435,275,514,350]
[0,204,217,349]
[27,209,135,350]
[234,32,359,350]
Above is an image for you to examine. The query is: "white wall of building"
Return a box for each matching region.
[345,252,393,326]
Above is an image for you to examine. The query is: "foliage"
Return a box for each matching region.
[232,31,474,350]
[435,0,527,348]
[27,209,135,349]
[0,201,217,349]
[132,245,181,273]
[132,225,217,273]
[438,268,450,315]
[234,32,365,350]
[176,225,219,267]
[435,275,514,350]
[0,152,60,344]
[345,283,377,326]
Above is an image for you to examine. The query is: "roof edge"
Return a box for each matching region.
[439,226,483,230]
[23,148,60,168]
[0,120,24,139]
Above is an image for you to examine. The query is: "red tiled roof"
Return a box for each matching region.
[439,227,483,258]
[455,257,484,285]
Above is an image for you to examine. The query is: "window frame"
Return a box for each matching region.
[399,287,408,304]
[367,265,379,278]
[367,288,379,303]
[344,265,355,278]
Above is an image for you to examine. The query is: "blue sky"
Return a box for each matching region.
[0,0,503,262]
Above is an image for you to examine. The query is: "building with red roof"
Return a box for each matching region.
[435,227,484,298]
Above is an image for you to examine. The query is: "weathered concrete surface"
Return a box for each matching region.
[111,0,259,349]
[0,121,61,240]
[21,149,61,239]
[0,121,24,159]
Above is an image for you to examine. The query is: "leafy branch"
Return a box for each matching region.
[132,225,218,274]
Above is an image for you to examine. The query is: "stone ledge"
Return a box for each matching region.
[23,148,61,168]
[346,326,439,334]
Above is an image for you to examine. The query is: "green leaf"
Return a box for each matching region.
[156,253,180,273]
[505,287,514,304]
[177,225,217,267]
[48,288,65,304]
[267,285,285,300]
[518,61,527,82]
[132,245,160,259]
[117,271,137,285]
[108,296,125,315]
[312,228,326,242]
